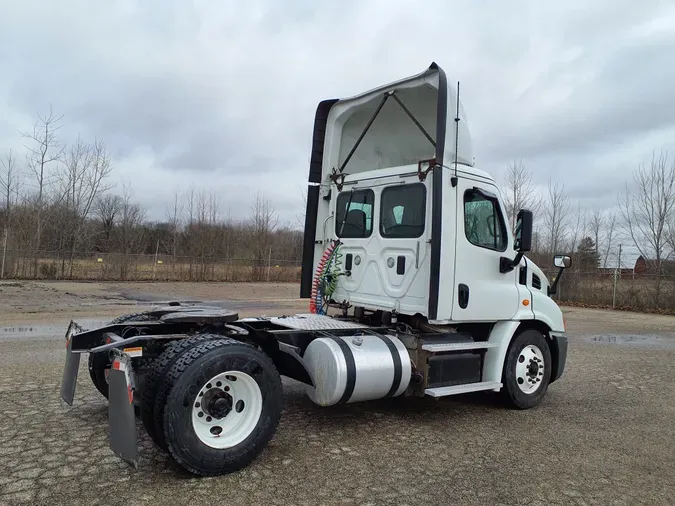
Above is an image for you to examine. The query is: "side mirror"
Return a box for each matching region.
[549,255,572,296]
[553,255,572,269]
[514,209,533,252]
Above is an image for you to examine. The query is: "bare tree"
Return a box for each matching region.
[1,149,21,217]
[21,106,65,275]
[618,151,675,306]
[165,187,183,261]
[115,183,147,279]
[543,178,570,254]
[567,203,587,255]
[95,194,123,252]
[589,210,604,256]
[296,186,308,230]
[0,150,20,279]
[60,137,113,276]
[502,159,541,230]
[602,213,617,269]
[249,191,278,280]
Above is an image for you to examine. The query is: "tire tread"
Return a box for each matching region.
[141,334,223,449]
[161,340,282,476]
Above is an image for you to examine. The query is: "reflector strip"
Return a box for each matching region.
[123,346,143,358]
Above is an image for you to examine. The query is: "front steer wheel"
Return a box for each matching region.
[501,329,552,409]
[159,339,283,476]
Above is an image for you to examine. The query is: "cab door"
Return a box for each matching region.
[376,179,430,314]
[335,178,431,315]
[451,179,520,321]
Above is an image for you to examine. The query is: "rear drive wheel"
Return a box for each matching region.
[160,339,282,476]
[501,329,552,409]
[140,334,220,450]
[87,352,112,399]
[87,312,158,399]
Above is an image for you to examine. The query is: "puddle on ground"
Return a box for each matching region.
[582,334,675,349]
[0,319,109,341]
[0,299,283,341]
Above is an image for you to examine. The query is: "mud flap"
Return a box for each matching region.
[60,322,81,406]
[108,350,139,468]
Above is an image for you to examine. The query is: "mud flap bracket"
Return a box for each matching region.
[108,350,139,468]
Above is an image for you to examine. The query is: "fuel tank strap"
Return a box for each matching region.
[328,336,356,404]
[372,334,403,397]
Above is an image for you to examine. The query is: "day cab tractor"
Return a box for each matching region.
[60,62,571,476]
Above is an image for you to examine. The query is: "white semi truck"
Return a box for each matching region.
[60,62,570,476]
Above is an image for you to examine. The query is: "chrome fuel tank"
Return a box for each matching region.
[303,333,412,406]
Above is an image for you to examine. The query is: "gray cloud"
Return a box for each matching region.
[1,0,674,226]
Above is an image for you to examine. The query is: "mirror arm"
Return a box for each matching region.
[500,251,524,273]
[548,267,565,295]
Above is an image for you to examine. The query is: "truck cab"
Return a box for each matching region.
[299,62,569,408]
[300,62,565,333]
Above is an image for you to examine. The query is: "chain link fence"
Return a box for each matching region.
[3,250,675,313]
[545,269,675,313]
[0,250,301,282]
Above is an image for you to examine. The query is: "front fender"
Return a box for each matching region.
[531,291,565,333]
[483,320,520,384]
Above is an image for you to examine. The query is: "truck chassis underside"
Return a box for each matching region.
[60,303,565,475]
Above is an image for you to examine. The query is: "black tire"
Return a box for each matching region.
[140,334,220,450]
[160,339,283,476]
[501,329,552,409]
[87,312,159,400]
[87,352,111,399]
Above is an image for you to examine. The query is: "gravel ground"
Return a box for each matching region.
[0,281,674,505]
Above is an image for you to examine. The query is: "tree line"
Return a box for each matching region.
[0,108,302,281]
[3,107,675,309]
[501,152,675,309]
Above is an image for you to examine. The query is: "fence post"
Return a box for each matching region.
[612,244,622,309]
[266,247,272,282]
[152,239,159,280]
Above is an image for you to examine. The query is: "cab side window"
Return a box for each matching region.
[380,183,426,238]
[464,188,507,251]
[336,189,374,238]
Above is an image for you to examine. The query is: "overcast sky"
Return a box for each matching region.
[2,0,675,259]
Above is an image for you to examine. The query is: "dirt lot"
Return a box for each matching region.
[1,281,674,505]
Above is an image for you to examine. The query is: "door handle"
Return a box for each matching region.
[458,284,469,309]
[396,255,406,275]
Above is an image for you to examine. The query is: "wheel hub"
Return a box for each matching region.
[527,360,539,378]
[515,344,545,395]
[191,370,264,449]
[202,389,233,419]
